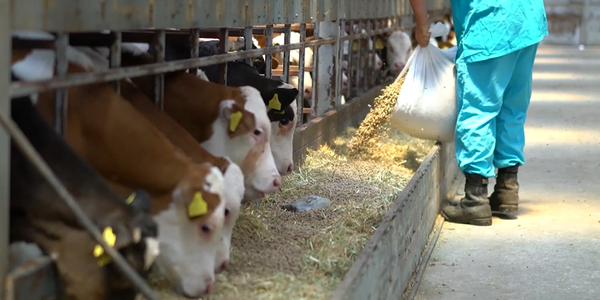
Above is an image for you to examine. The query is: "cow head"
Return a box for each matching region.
[203,86,282,202]
[260,84,298,175]
[386,31,413,74]
[152,163,226,299]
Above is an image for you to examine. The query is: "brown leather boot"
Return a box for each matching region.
[441,173,492,226]
[489,165,519,214]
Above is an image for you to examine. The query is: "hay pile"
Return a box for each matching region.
[150,75,435,300]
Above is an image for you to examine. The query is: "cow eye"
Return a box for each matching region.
[253,129,263,136]
[279,119,290,126]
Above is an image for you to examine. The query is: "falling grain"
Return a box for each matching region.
[347,74,406,157]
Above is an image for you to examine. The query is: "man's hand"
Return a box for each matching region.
[409,0,431,47]
[415,25,431,47]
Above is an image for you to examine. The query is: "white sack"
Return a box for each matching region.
[390,22,457,143]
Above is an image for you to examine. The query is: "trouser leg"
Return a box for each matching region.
[490,43,540,214]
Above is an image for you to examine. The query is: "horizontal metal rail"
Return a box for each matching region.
[10,25,408,97]
[0,106,159,300]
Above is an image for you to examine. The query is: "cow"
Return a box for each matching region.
[9,93,159,300]
[146,39,298,175]
[117,43,283,203]
[11,32,227,298]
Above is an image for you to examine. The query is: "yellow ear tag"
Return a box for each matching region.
[352,41,358,51]
[268,93,282,111]
[229,111,243,132]
[227,50,237,54]
[274,110,285,115]
[93,227,117,265]
[375,38,385,50]
[125,192,136,205]
[188,192,208,218]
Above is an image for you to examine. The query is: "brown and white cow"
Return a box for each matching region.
[77,45,262,273]
[11,32,226,299]
[144,39,299,175]
[9,93,159,300]
[116,76,244,274]
[117,43,282,203]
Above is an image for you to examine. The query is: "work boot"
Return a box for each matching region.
[489,165,520,214]
[441,173,492,226]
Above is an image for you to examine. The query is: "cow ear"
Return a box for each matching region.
[262,88,298,111]
[220,100,256,138]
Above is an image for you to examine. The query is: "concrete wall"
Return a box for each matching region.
[543,0,600,45]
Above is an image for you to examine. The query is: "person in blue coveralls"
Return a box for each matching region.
[409,0,549,226]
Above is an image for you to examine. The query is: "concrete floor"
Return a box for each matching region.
[415,45,600,300]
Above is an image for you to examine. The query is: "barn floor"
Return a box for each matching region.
[415,45,600,300]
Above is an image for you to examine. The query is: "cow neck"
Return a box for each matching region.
[119,80,231,174]
[35,63,192,196]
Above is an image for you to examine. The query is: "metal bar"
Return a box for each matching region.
[0,0,10,295]
[10,27,411,98]
[297,23,306,122]
[218,28,229,85]
[363,20,371,90]
[282,24,291,83]
[244,26,253,66]
[152,30,165,110]
[264,25,273,79]
[53,32,68,136]
[189,29,200,75]
[345,20,355,100]
[354,20,363,96]
[109,31,122,94]
[310,22,319,118]
[0,108,160,300]
[335,19,345,107]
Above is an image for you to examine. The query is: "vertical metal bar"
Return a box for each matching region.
[354,20,363,96]
[53,32,69,136]
[244,26,253,66]
[152,30,165,110]
[109,31,122,94]
[0,0,10,295]
[297,23,306,124]
[264,25,273,79]
[218,28,229,85]
[345,19,354,100]
[282,24,291,83]
[310,22,319,118]
[189,29,200,75]
[364,19,372,89]
[336,19,345,107]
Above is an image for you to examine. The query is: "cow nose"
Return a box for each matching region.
[273,178,282,189]
[204,283,212,295]
[304,87,312,95]
[286,163,293,175]
[394,62,405,70]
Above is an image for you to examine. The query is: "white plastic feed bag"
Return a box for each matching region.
[390,23,457,143]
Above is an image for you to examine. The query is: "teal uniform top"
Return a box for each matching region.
[450,0,548,63]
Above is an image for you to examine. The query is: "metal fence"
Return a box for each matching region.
[0,0,451,298]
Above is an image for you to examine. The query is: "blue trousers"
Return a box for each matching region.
[454,43,540,178]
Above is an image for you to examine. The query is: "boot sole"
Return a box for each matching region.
[440,212,492,226]
[498,205,518,214]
